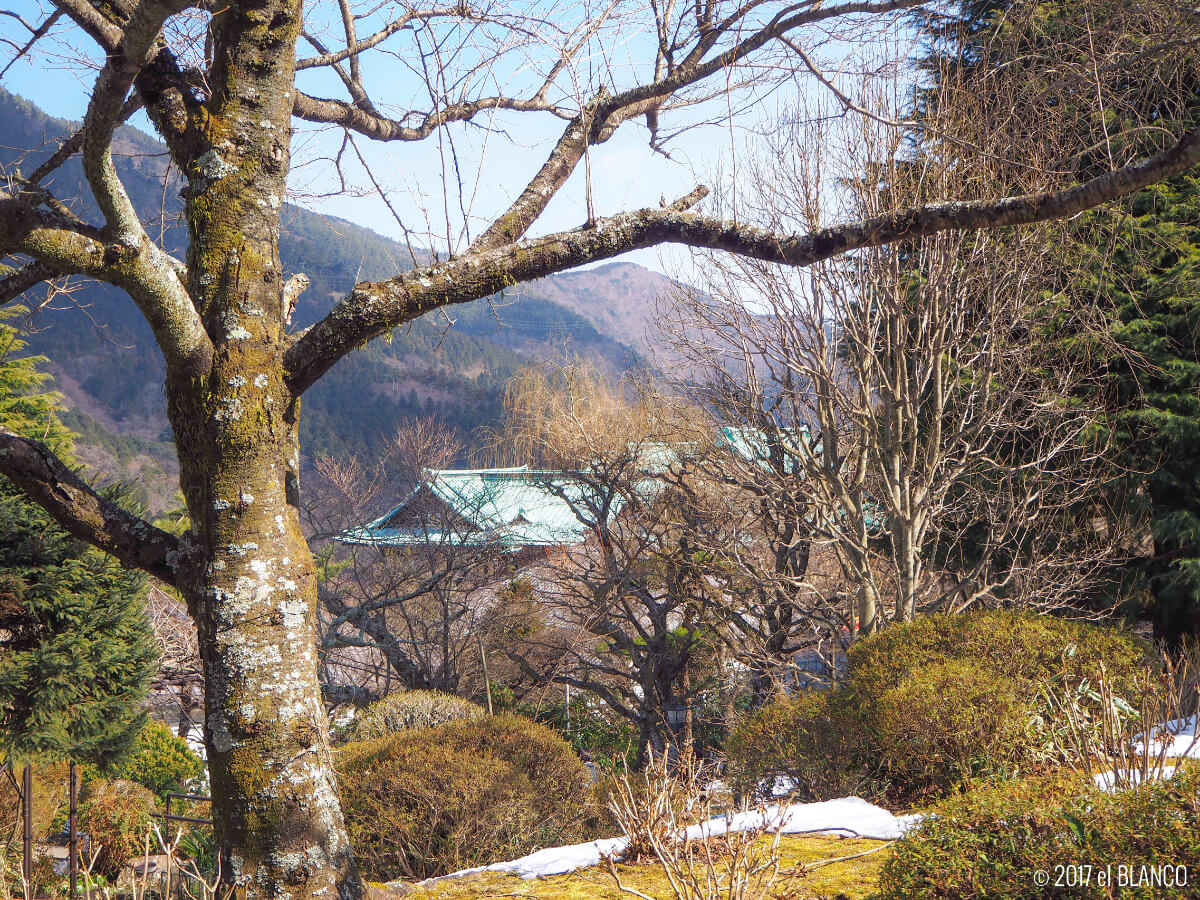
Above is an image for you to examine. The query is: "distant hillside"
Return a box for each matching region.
[517,262,685,354]
[0,90,668,510]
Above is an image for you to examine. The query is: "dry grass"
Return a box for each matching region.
[404,834,891,900]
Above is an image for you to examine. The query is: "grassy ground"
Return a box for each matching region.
[403,835,891,900]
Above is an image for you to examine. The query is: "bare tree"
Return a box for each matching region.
[145,584,205,740]
[303,420,518,705]
[494,365,722,763]
[0,0,1196,896]
[669,88,1125,637]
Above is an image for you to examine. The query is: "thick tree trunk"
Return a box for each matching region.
[171,369,358,900]
[158,1,360,895]
[168,336,360,900]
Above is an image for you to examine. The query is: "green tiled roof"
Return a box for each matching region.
[338,428,879,551]
[337,466,621,549]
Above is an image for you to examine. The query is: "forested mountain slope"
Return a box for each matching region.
[0,90,674,509]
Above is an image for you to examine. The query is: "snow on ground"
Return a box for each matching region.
[409,797,921,884]
[438,836,629,881]
[1133,716,1200,759]
[685,797,923,842]
[1090,715,1200,789]
[1092,767,1178,791]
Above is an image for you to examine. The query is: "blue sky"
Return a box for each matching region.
[0,1,769,276]
[0,1,911,281]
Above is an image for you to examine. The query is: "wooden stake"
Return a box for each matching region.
[22,762,32,887]
[69,761,79,898]
[478,635,494,715]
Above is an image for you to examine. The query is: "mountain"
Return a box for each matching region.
[0,90,679,510]
[514,262,684,354]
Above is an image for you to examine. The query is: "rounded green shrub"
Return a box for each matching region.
[725,611,1155,803]
[78,779,158,879]
[853,611,1154,800]
[112,719,205,799]
[873,660,1034,799]
[848,610,1153,701]
[340,689,484,743]
[878,764,1200,899]
[337,714,598,881]
[725,689,878,802]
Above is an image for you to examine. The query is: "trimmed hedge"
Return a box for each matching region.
[871,659,1036,797]
[337,714,598,881]
[726,611,1154,802]
[847,610,1153,701]
[340,690,484,743]
[878,764,1200,899]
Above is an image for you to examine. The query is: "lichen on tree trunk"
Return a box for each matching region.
[161,0,361,896]
[173,390,359,900]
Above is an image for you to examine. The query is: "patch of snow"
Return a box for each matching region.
[406,797,920,885]
[686,797,922,842]
[1092,767,1177,791]
[1133,716,1200,759]
[770,776,798,797]
[433,836,628,881]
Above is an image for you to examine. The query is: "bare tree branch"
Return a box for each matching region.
[82,0,190,240]
[0,9,62,79]
[50,0,123,49]
[0,194,212,374]
[291,89,566,142]
[51,0,207,164]
[0,430,191,587]
[0,260,58,306]
[26,95,143,187]
[288,123,1200,395]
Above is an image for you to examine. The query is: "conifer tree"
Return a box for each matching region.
[914,1,1200,639]
[1098,178,1200,639]
[0,308,158,768]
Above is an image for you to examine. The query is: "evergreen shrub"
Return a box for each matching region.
[847,610,1153,701]
[0,307,158,769]
[338,714,598,880]
[871,659,1035,797]
[724,689,878,801]
[0,760,68,843]
[339,689,484,743]
[726,611,1154,802]
[514,694,639,771]
[111,719,205,799]
[878,764,1200,899]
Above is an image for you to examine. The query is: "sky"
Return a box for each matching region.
[0,0,915,280]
